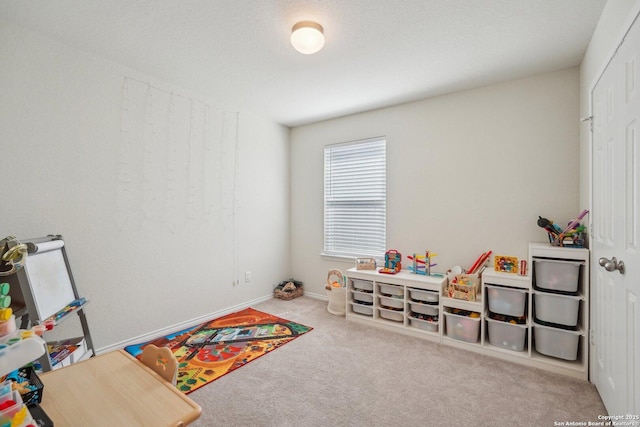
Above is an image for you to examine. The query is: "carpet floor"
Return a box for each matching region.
[188,296,606,427]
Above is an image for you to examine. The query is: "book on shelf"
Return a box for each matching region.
[47,337,84,366]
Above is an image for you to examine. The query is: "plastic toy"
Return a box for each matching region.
[378,250,401,274]
[537,210,589,247]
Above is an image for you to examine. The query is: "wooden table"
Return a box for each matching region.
[39,349,202,426]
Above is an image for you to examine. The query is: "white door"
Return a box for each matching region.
[591,13,640,416]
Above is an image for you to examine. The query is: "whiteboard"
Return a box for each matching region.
[23,241,76,320]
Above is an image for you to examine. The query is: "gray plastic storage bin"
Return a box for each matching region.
[351,290,373,305]
[485,284,527,317]
[444,311,480,343]
[534,259,581,293]
[350,302,373,316]
[408,288,439,303]
[352,279,373,292]
[410,317,438,332]
[409,302,438,316]
[486,317,527,352]
[534,323,580,361]
[379,283,404,296]
[378,307,403,322]
[379,295,404,310]
[534,293,581,326]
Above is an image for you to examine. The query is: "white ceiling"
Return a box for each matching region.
[1,0,607,127]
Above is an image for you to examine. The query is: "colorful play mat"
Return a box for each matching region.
[125,307,313,394]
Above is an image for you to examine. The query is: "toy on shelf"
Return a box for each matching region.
[378,250,401,274]
[466,251,492,275]
[407,251,440,276]
[447,274,480,301]
[537,209,589,247]
[494,255,518,274]
[355,258,376,270]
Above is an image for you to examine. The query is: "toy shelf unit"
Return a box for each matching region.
[443,249,589,380]
[482,270,531,357]
[441,272,484,349]
[346,268,446,342]
[6,235,95,372]
[529,242,589,378]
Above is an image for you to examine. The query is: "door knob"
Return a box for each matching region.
[598,257,625,274]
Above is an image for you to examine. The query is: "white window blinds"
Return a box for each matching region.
[324,137,386,258]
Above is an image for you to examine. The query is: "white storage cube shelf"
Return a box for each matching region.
[345,244,589,381]
[534,293,581,327]
[533,258,582,293]
[486,318,527,352]
[485,284,527,317]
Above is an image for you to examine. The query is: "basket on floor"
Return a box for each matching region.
[274,279,303,300]
[326,269,346,316]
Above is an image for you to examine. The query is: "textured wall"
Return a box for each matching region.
[0,20,290,349]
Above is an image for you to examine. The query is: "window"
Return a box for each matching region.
[323,137,386,259]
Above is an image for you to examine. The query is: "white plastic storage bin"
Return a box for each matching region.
[351,290,374,305]
[485,285,527,317]
[378,307,403,322]
[534,323,581,361]
[378,295,404,310]
[350,302,373,316]
[408,288,439,304]
[379,283,403,296]
[534,293,581,327]
[409,302,438,316]
[486,318,527,352]
[534,259,581,293]
[409,317,438,332]
[352,279,373,292]
[443,310,480,343]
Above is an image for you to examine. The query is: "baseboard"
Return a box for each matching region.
[96,293,274,355]
[302,291,328,301]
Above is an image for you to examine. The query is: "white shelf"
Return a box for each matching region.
[344,243,590,380]
[441,295,482,312]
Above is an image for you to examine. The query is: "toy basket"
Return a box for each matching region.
[326,269,346,316]
[274,279,303,300]
[446,273,480,302]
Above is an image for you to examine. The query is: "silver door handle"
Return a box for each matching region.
[598,257,625,274]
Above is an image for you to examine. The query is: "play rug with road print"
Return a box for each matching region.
[125,307,313,394]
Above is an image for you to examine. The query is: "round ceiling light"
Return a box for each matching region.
[291,21,325,54]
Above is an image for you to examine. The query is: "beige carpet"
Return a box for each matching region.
[188,296,606,426]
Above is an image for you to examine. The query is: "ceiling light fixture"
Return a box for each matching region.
[291,21,325,54]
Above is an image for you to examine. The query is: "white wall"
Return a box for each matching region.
[0,20,290,349]
[291,68,581,296]
[579,0,640,211]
